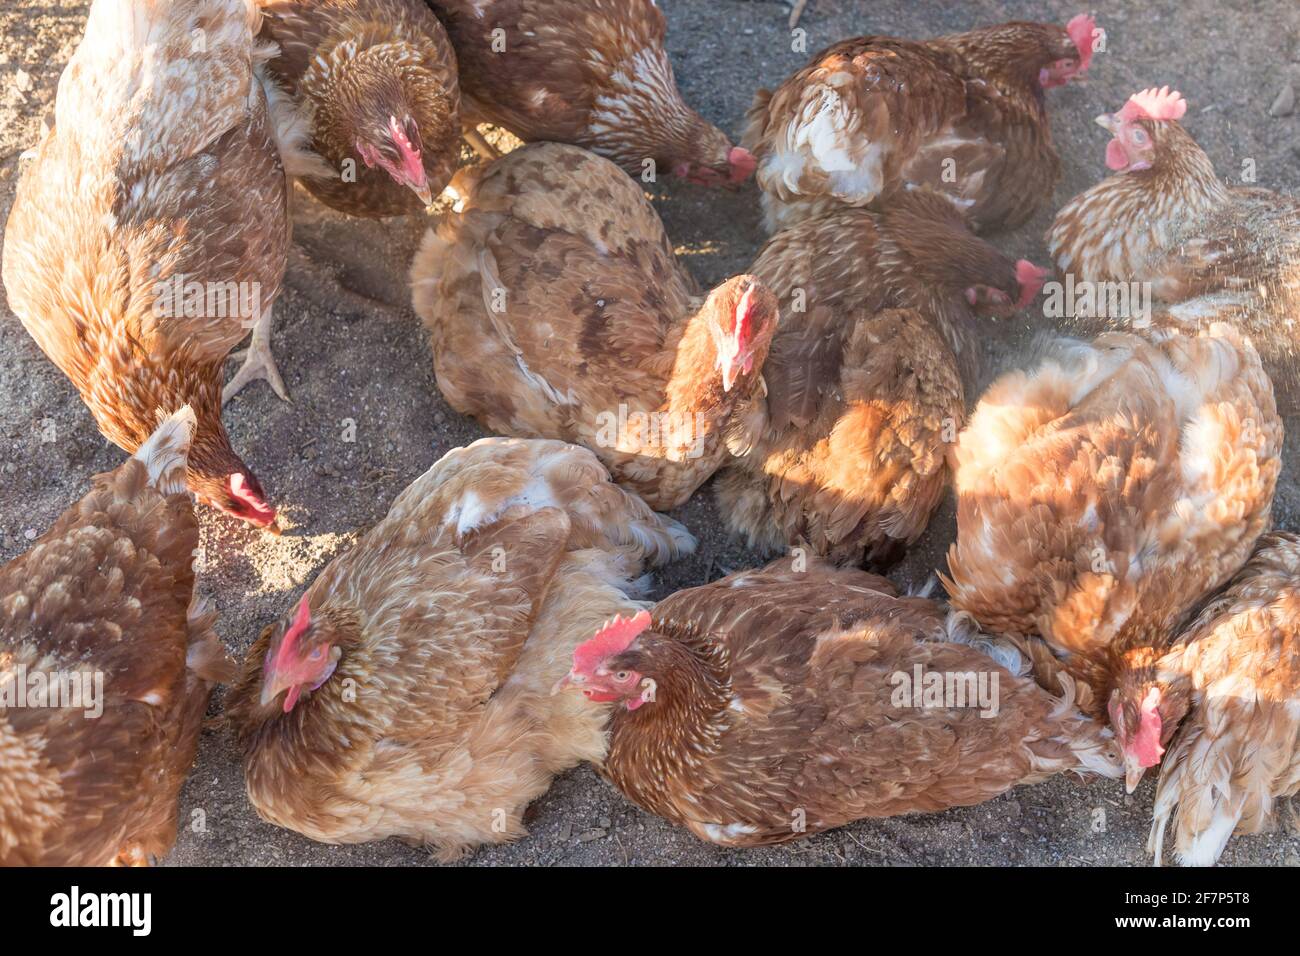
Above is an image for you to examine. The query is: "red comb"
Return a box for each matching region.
[1119,87,1187,123]
[272,595,312,672]
[387,114,426,184]
[572,610,652,674]
[1133,685,1165,767]
[1066,14,1097,71]
[734,284,757,346]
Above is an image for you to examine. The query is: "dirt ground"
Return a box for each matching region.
[2,0,1299,867]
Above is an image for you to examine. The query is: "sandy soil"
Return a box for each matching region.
[2,0,1299,867]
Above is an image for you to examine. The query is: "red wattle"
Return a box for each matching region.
[1105,138,1129,171]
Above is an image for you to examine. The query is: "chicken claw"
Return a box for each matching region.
[224,308,289,404]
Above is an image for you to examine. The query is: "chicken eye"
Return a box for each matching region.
[1130,128,1148,145]
[615,671,631,682]
[308,647,324,661]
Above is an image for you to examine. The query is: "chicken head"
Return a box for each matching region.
[1039,13,1097,88]
[259,596,345,712]
[704,276,779,393]
[557,610,656,710]
[1097,87,1187,173]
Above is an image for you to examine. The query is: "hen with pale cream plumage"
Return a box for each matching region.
[945,322,1281,793]
[224,437,694,860]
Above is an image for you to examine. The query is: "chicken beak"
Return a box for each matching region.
[411,181,434,207]
[1095,113,1119,134]
[1124,755,1147,793]
[264,517,282,536]
[260,675,289,708]
[551,673,574,696]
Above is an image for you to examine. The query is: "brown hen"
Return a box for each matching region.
[1,0,322,529]
[945,322,1281,791]
[256,0,461,216]
[426,0,754,185]
[0,408,234,866]
[1147,532,1300,866]
[717,190,1045,567]
[744,15,1097,234]
[224,437,694,861]
[557,557,1120,847]
[411,143,779,511]
[1047,86,1300,406]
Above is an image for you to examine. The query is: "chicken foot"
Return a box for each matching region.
[224,307,289,404]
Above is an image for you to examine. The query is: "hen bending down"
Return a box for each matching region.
[1,0,322,529]
[944,321,1282,791]
[716,190,1044,567]
[256,0,461,217]
[1148,532,1300,866]
[743,14,1096,234]
[224,437,694,861]
[426,0,754,185]
[411,143,779,511]
[0,408,234,866]
[1046,87,1300,407]
[557,557,1120,847]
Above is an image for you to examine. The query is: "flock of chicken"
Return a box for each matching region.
[1,0,1297,868]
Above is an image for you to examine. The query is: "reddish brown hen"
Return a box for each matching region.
[717,190,1045,568]
[224,437,693,860]
[427,0,754,185]
[1047,86,1300,405]
[557,557,1120,847]
[1,0,323,530]
[411,144,779,511]
[0,409,234,866]
[945,322,1281,792]
[744,14,1097,233]
[256,0,461,216]
[1147,532,1300,866]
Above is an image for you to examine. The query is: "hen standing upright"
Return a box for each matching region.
[945,322,1282,792]
[0,408,234,866]
[1047,87,1300,405]
[1147,533,1300,866]
[557,557,1120,847]
[744,15,1097,234]
[426,0,755,185]
[2,0,322,529]
[224,437,694,860]
[717,189,1045,567]
[256,0,461,217]
[411,143,779,511]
